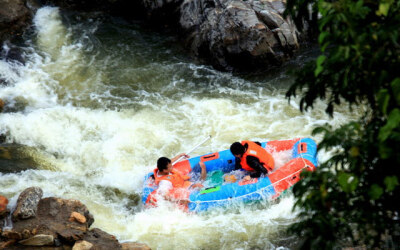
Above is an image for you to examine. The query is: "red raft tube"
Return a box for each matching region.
[142,138,318,212]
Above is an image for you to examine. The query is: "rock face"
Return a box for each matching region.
[0,0,32,42]
[0,187,151,249]
[180,0,299,70]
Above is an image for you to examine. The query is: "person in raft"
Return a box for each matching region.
[153,153,207,203]
[230,141,275,181]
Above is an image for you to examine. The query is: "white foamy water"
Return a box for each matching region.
[0,7,361,249]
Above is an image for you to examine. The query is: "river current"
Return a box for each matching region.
[0,7,359,249]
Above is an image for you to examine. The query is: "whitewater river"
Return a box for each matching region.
[0,7,359,249]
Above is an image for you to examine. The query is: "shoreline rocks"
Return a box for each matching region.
[0,187,150,249]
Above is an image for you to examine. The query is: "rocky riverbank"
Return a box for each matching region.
[0,0,308,71]
[0,187,150,249]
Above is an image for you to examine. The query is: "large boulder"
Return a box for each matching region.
[180,0,299,70]
[0,0,32,43]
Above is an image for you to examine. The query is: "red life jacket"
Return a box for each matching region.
[240,141,275,173]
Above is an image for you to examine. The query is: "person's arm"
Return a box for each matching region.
[171,153,189,163]
[199,162,207,181]
[247,156,268,178]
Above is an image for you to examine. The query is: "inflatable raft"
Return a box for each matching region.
[142,138,318,212]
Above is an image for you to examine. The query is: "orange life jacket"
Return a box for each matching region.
[240,141,275,173]
[153,169,192,188]
[146,169,192,207]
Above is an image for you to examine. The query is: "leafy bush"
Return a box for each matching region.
[285,0,400,248]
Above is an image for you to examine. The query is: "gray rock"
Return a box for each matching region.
[12,187,43,221]
[180,0,300,70]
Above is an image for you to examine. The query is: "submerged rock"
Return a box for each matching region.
[0,144,38,173]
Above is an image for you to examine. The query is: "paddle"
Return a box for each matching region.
[172,135,212,164]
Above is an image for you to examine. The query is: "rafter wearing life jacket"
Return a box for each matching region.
[240,140,275,174]
[145,169,192,207]
[153,168,192,188]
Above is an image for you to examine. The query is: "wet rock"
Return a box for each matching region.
[72,240,93,250]
[18,234,54,246]
[12,187,43,221]
[81,228,122,250]
[0,0,32,43]
[0,144,38,173]
[180,0,300,71]
[121,242,152,250]
[1,229,22,240]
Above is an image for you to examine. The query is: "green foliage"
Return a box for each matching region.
[285,0,400,248]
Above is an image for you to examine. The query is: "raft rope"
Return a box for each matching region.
[193,138,312,204]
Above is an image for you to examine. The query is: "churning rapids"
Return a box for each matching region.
[0,6,362,249]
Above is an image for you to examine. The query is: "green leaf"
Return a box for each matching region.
[377,2,391,16]
[378,108,400,142]
[314,55,326,77]
[369,184,384,200]
[377,89,390,115]
[391,78,400,105]
[338,172,358,193]
[384,176,399,192]
[318,32,329,45]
